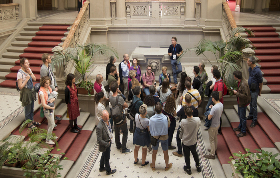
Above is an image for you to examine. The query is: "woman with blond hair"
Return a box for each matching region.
[162,95,177,149]
[128,70,140,100]
[133,104,150,166]
[159,66,171,86]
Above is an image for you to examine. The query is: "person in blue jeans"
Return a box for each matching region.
[232,71,251,137]
[17,58,37,129]
[168,37,183,84]
[142,65,155,96]
[130,86,143,133]
[247,56,263,128]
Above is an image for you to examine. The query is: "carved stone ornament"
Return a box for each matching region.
[52,46,64,53]
[149,60,160,73]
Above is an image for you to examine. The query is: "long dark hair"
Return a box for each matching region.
[94,91,104,104]
[65,73,75,86]
[180,72,187,92]
[162,78,169,93]
[144,95,155,106]
[164,95,176,114]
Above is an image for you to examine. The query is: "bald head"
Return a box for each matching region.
[102,110,109,122]
[123,54,129,61]
[96,74,103,83]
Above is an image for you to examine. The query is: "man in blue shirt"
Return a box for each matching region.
[168,37,183,84]
[149,103,172,171]
[121,54,130,101]
[247,56,263,128]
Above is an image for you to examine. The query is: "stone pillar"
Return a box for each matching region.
[58,0,65,10]
[254,0,263,13]
[14,0,37,19]
[185,0,195,19]
[115,0,126,24]
[90,0,105,25]
[151,1,160,24]
[103,0,111,25]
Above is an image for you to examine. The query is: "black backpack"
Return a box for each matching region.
[196,76,204,97]
[119,61,123,84]
[127,99,142,121]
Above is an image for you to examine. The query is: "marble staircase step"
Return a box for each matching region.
[0,59,18,65]
[0,72,10,79]
[2,52,23,59]
[19,31,37,36]
[11,41,31,47]
[15,36,33,41]
[6,47,26,53]
[23,26,41,31]
[0,65,16,72]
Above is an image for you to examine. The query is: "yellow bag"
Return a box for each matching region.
[66,109,69,118]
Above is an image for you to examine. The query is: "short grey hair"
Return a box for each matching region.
[248,56,256,64]
[96,74,102,82]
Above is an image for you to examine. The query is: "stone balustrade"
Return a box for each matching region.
[0,3,19,22]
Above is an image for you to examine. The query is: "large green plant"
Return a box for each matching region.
[180,27,253,89]
[52,44,119,94]
[230,148,280,178]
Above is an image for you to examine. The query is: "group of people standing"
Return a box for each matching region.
[17,54,81,145]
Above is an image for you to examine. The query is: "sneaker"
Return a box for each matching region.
[204,154,215,159]
[46,140,55,145]
[55,116,62,121]
[168,146,176,150]
[196,165,201,172]
[184,166,192,175]
[106,169,116,175]
[70,128,79,133]
[250,121,256,128]
[246,116,253,120]
[172,151,183,157]
[233,127,241,132]
[237,132,246,137]
[75,126,82,130]
[122,148,130,153]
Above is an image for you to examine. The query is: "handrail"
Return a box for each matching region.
[62,1,90,49]
[0,3,19,7]
[222,2,237,29]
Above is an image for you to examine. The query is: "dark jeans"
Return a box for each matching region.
[130,119,134,131]
[176,126,182,154]
[168,120,176,146]
[114,122,128,151]
[100,143,111,172]
[25,100,34,121]
[218,117,222,133]
[238,106,247,133]
[182,143,200,169]
[249,91,258,122]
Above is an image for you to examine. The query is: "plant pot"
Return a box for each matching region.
[4,159,19,167]
[77,87,94,95]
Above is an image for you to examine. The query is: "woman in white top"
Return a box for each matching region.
[17,58,37,129]
[38,76,56,145]
[157,78,172,105]
[95,91,106,125]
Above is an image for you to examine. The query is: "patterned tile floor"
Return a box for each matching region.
[264,98,280,116]
[0,92,23,129]
[77,121,213,178]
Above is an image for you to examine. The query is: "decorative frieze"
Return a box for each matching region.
[0,3,19,22]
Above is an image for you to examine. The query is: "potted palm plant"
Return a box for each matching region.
[52,43,119,95]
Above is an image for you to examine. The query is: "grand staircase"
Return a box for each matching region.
[0,22,71,88]
[241,25,280,93]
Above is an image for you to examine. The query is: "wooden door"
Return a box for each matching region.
[269,0,280,11]
[37,0,52,10]
[0,0,12,4]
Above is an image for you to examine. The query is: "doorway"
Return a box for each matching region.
[269,0,280,11]
[37,0,52,10]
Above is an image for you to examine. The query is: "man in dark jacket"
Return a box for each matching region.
[247,56,263,127]
[232,71,251,137]
[130,86,143,132]
[96,110,116,175]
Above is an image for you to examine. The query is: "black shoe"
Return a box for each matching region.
[250,121,256,128]
[184,166,192,175]
[233,127,241,132]
[55,116,62,121]
[168,146,176,150]
[196,166,201,172]
[106,169,116,175]
[75,126,82,130]
[237,132,246,137]
[141,161,149,166]
[134,158,139,164]
[246,116,253,120]
[122,148,130,153]
[70,128,79,133]
[99,168,106,172]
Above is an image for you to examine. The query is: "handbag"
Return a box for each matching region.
[150,135,161,147]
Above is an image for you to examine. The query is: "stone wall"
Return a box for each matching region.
[90,29,221,64]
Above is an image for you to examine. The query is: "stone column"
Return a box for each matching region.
[185,0,195,19]
[254,0,263,13]
[58,0,65,10]
[115,0,126,24]
[14,0,37,19]
[103,0,111,25]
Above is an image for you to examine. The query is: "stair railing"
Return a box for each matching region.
[221,2,237,41]
[0,3,19,22]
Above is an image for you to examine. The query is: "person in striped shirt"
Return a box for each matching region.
[182,81,201,108]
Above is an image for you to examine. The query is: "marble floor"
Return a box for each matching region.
[232,11,280,26]
[34,10,78,23]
